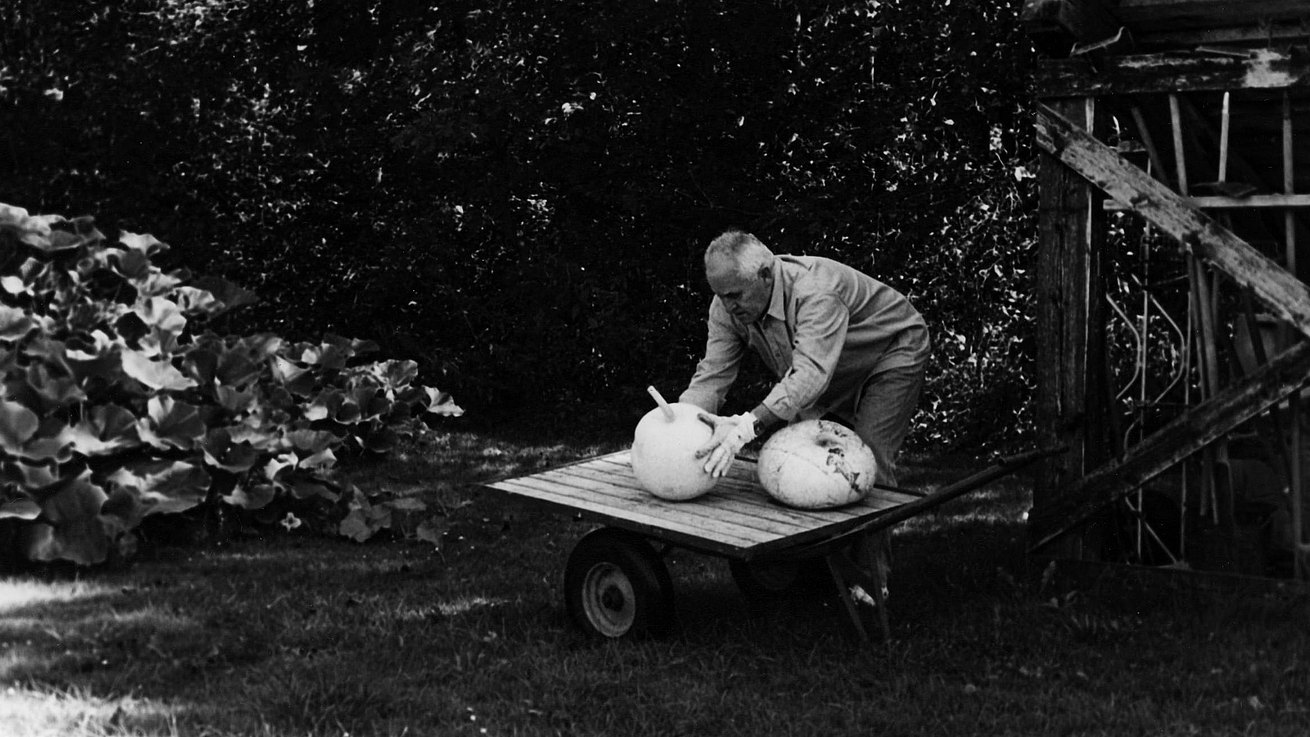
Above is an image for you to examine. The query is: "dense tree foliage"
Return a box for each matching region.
[1,0,1038,449]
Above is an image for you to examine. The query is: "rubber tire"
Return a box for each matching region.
[564,528,675,639]
[729,556,833,601]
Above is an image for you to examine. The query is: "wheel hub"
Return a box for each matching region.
[581,562,637,637]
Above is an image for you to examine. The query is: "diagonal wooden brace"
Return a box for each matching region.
[1036,103,1310,340]
[1030,341,1310,551]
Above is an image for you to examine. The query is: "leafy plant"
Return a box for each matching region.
[0,203,462,565]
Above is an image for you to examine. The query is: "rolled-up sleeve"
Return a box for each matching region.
[678,300,745,414]
[761,291,848,420]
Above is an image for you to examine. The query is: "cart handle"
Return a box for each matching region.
[773,445,1068,560]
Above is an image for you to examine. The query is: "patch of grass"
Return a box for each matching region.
[3,435,1310,736]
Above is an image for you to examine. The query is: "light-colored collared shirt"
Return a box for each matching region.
[679,255,930,423]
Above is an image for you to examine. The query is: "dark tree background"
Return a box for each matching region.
[0,0,1038,450]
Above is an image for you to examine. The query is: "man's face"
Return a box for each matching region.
[706,255,772,324]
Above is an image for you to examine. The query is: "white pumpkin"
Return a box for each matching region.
[630,402,718,501]
[756,420,878,509]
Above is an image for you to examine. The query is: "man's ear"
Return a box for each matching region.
[756,265,772,281]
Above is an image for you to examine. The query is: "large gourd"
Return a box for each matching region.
[630,387,718,501]
[756,420,878,509]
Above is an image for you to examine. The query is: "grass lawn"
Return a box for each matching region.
[3,429,1310,736]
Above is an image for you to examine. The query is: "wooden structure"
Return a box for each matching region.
[1022,0,1310,579]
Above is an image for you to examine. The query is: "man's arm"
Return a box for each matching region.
[678,300,745,413]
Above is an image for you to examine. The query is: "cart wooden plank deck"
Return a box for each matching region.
[485,450,920,559]
[481,447,1055,643]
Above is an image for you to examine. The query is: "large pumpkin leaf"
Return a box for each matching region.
[214,385,257,413]
[424,388,465,417]
[222,481,276,510]
[298,342,351,371]
[65,404,140,456]
[0,204,61,248]
[23,470,117,565]
[18,336,75,375]
[192,275,258,313]
[0,498,41,520]
[103,459,210,525]
[0,305,37,342]
[201,427,260,473]
[4,459,62,489]
[303,388,341,422]
[172,286,224,317]
[137,395,206,450]
[298,335,377,370]
[224,421,280,450]
[298,447,337,471]
[121,349,198,391]
[134,297,187,336]
[285,428,337,455]
[262,452,297,482]
[182,345,219,385]
[22,362,87,409]
[351,386,390,422]
[214,349,263,388]
[134,269,185,299]
[0,399,39,454]
[270,355,314,397]
[363,359,418,393]
[36,229,86,254]
[288,475,339,502]
[118,231,169,257]
[237,332,283,359]
[0,274,28,296]
[65,331,125,384]
[112,248,151,280]
[65,329,116,361]
[15,417,74,464]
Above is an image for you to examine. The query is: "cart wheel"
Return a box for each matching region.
[564,528,675,639]
[729,557,832,600]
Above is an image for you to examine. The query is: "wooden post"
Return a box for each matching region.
[1282,90,1304,579]
[1032,97,1113,558]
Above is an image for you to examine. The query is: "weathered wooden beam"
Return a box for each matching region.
[1037,49,1310,97]
[1036,103,1310,338]
[1030,341,1310,551]
[1104,194,1310,210]
[1136,25,1310,51]
[1116,0,1310,30]
[1021,0,1123,56]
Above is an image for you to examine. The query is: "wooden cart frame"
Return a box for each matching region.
[482,447,1056,643]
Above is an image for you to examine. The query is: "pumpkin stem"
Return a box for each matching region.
[646,385,676,421]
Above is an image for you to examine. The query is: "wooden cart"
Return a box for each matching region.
[482,448,1053,642]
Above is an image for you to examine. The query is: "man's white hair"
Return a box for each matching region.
[705,230,773,278]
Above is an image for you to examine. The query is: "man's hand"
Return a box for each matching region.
[694,412,756,477]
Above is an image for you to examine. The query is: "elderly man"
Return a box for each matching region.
[681,230,930,484]
[679,229,931,611]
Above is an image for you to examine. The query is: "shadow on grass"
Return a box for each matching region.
[4,444,1310,736]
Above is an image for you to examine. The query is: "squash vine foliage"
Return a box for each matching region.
[0,204,463,566]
